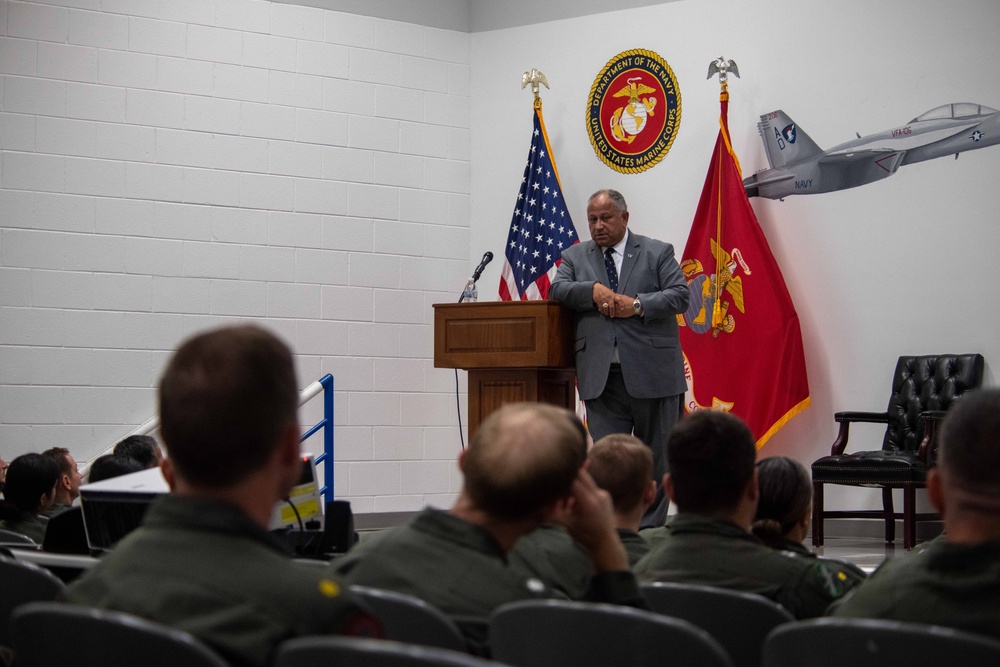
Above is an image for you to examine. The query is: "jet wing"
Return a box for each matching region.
[743,171,794,187]
[819,149,907,175]
[820,147,897,161]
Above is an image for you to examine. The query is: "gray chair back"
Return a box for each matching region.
[0,528,37,547]
[642,581,794,667]
[762,617,1000,667]
[0,558,65,648]
[489,598,733,667]
[275,636,502,667]
[11,601,228,667]
[349,585,468,652]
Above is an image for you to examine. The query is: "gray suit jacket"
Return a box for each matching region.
[548,232,689,400]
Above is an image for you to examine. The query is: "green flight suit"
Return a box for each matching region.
[44,502,73,519]
[634,515,857,618]
[508,525,653,596]
[331,508,646,650]
[509,524,591,598]
[833,538,1000,637]
[67,495,378,667]
[618,528,651,566]
[0,510,47,544]
[638,525,669,548]
[778,539,868,585]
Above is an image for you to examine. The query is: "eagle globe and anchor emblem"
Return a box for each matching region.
[609,78,658,144]
[678,237,750,414]
[678,237,751,338]
[586,49,681,174]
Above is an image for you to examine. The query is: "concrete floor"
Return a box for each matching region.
[812,536,906,573]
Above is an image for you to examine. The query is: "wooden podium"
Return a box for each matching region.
[433,301,576,439]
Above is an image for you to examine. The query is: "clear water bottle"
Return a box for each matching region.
[461,278,478,303]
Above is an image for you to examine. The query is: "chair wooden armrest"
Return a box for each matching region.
[916,410,948,464]
[829,412,889,456]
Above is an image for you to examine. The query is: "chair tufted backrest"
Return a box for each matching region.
[882,354,984,452]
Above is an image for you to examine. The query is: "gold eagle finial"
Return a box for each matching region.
[707,57,740,83]
[521,68,549,106]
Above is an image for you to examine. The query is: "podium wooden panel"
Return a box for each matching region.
[433,301,576,439]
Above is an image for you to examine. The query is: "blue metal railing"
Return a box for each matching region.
[88,374,336,502]
[299,373,335,504]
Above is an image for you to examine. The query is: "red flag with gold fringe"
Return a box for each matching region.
[678,89,810,448]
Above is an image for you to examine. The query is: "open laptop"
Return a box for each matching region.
[79,455,322,551]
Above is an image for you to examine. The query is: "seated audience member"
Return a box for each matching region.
[589,434,657,565]
[113,434,163,470]
[509,433,657,594]
[67,326,380,667]
[331,402,645,650]
[87,454,145,484]
[0,456,8,494]
[0,453,61,543]
[753,456,866,582]
[634,410,858,618]
[834,388,1000,636]
[41,447,83,518]
[507,504,592,599]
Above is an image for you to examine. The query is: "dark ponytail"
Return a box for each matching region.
[2,453,61,514]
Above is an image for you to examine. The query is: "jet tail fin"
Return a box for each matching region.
[757,111,823,169]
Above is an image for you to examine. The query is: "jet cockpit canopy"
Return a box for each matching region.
[911,103,998,123]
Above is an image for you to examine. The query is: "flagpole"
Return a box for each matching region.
[681,57,810,447]
[708,58,740,331]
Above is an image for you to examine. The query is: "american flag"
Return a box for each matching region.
[499,105,578,301]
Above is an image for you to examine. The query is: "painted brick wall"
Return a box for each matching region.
[0,0,471,512]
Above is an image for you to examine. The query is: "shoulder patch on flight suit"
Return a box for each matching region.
[813,562,847,598]
[318,578,341,597]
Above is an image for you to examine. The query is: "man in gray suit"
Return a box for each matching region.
[549,189,688,526]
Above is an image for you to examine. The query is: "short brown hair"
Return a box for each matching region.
[588,434,652,513]
[667,410,756,514]
[158,325,298,488]
[113,435,161,469]
[42,447,73,476]
[463,403,587,521]
[938,389,1000,499]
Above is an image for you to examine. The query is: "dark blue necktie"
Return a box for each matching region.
[604,247,618,292]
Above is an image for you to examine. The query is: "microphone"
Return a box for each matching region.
[471,251,494,281]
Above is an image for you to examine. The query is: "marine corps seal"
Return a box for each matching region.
[586,49,681,174]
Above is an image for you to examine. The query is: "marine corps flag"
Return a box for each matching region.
[678,87,810,448]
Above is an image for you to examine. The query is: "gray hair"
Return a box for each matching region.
[588,189,628,213]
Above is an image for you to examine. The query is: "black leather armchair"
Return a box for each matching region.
[811,354,984,549]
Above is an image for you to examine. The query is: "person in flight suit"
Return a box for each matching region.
[634,410,858,618]
[68,326,380,667]
[752,455,867,584]
[330,402,646,652]
[833,388,1000,637]
[509,432,657,594]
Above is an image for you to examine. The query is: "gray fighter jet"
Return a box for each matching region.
[743,103,1000,199]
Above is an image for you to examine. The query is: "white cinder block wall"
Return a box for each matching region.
[0,0,471,513]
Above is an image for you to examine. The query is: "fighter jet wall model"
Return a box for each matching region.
[743,103,1000,199]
